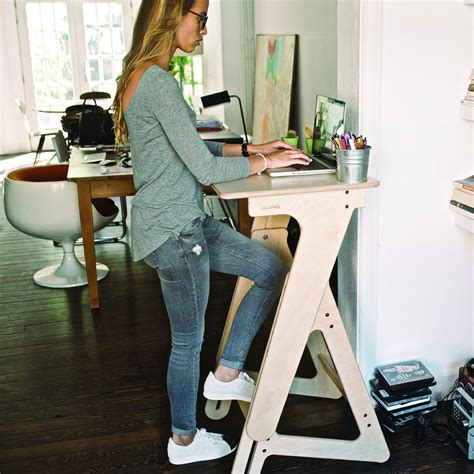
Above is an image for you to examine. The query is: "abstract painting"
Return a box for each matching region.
[252,35,296,143]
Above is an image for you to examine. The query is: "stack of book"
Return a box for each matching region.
[371,359,437,433]
[451,176,474,216]
[461,69,474,108]
[196,115,223,132]
[451,176,474,232]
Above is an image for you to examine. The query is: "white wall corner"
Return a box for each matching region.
[356,0,383,384]
[1,0,31,154]
[202,0,225,123]
[432,367,461,401]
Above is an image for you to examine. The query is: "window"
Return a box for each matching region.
[82,2,125,95]
[17,0,132,130]
[17,1,208,131]
[24,2,74,109]
[170,56,204,107]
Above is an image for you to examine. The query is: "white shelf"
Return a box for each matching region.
[450,205,474,233]
[460,102,474,121]
[464,0,474,4]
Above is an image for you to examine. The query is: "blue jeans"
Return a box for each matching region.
[143,216,288,435]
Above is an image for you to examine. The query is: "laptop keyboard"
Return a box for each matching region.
[293,158,331,171]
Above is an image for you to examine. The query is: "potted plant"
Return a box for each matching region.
[281,129,299,147]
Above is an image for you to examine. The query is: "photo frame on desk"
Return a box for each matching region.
[252,34,297,143]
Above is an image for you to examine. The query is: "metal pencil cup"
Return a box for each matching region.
[335,146,371,183]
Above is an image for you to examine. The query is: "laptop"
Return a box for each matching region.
[266,95,346,177]
[52,131,70,163]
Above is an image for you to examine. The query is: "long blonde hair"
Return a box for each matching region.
[113,0,194,144]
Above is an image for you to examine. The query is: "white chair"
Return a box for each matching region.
[15,98,59,165]
[3,164,118,288]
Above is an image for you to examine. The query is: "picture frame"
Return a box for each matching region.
[252,34,297,144]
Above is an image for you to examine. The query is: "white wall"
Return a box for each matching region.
[220,0,254,137]
[359,0,473,397]
[221,0,337,142]
[1,0,31,154]
[254,0,337,140]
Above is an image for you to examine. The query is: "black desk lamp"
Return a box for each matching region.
[200,90,249,143]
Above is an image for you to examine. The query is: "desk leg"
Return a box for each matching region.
[205,216,290,421]
[231,189,389,471]
[77,181,99,309]
[205,214,340,420]
[233,285,389,470]
[238,198,252,237]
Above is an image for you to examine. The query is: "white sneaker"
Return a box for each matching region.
[167,428,236,465]
[203,371,255,402]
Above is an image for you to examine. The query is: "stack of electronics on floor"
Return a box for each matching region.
[451,358,474,460]
[371,359,437,433]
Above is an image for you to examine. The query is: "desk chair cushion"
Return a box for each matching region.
[92,198,119,218]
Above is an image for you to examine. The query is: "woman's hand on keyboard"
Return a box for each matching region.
[251,139,297,155]
[267,149,311,169]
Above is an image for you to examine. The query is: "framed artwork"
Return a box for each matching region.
[252,34,297,143]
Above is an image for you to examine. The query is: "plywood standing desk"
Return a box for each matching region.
[206,174,389,472]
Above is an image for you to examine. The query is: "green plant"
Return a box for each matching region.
[169,56,202,107]
[286,129,298,138]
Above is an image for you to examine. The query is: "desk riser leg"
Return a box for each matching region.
[77,181,99,308]
[246,431,389,465]
[206,216,291,419]
[248,328,341,400]
[246,191,357,442]
[310,286,389,461]
[214,217,291,359]
[204,399,232,420]
[243,285,390,472]
[289,330,342,399]
[251,217,340,400]
[232,429,255,474]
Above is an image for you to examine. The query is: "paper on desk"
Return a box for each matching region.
[100,164,133,175]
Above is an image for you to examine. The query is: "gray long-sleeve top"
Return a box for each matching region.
[124,65,250,261]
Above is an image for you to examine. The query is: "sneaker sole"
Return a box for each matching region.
[169,444,237,465]
[203,390,252,403]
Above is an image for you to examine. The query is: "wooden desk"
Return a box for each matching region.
[206,174,389,472]
[67,149,135,309]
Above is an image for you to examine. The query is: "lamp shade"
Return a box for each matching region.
[201,90,231,108]
[200,90,248,143]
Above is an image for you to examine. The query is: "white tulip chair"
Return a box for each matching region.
[3,164,118,288]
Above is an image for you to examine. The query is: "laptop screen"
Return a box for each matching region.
[312,95,346,157]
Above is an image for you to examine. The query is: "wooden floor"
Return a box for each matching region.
[0,187,472,473]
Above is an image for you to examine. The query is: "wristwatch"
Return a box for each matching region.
[242,142,249,157]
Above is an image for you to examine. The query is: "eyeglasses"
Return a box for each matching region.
[189,10,208,29]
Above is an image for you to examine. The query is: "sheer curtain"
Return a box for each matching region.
[1,0,31,154]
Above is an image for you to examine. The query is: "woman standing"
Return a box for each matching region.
[113,0,310,465]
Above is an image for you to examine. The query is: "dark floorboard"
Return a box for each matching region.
[0,184,472,473]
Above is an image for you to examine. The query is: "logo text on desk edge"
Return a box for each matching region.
[261,204,281,210]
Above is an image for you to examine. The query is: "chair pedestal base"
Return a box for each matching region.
[33,249,109,288]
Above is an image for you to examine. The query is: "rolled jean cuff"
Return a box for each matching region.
[172,425,197,436]
[219,357,244,370]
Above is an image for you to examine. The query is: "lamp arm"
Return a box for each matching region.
[230,95,249,144]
